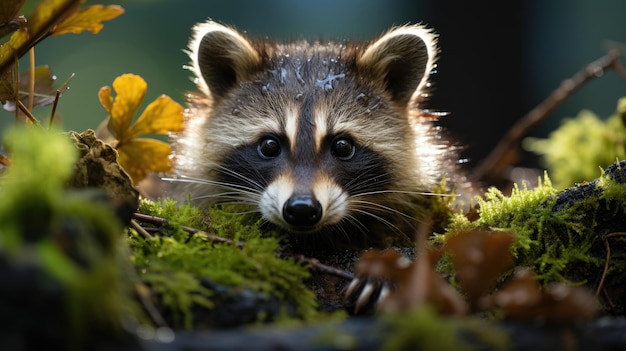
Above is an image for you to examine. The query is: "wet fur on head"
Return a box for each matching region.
[172,20,454,249]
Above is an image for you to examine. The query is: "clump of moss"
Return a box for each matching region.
[524,97,626,189]
[440,164,626,287]
[380,307,508,351]
[0,127,132,349]
[129,199,321,329]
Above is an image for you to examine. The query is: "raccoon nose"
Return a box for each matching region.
[283,194,323,227]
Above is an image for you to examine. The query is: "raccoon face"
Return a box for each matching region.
[174,21,445,247]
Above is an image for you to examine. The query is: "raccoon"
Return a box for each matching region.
[171,20,458,249]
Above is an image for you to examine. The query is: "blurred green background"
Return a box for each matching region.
[4,0,626,170]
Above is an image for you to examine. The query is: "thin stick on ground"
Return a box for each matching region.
[596,232,626,298]
[131,212,356,281]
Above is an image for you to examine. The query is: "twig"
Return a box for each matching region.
[596,232,626,297]
[130,219,152,239]
[131,212,244,248]
[471,50,626,184]
[134,282,169,328]
[49,90,61,128]
[0,154,10,167]
[16,100,39,124]
[287,254,355,280]
[131,212,356,280]
[28,48,35,111]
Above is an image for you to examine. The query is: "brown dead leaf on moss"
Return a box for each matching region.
[481,268,599,321]
[353,224,469,316]
[443,230,515,310]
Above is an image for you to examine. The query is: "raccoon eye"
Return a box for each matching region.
[331,137,355,160]
[257,135,281,159]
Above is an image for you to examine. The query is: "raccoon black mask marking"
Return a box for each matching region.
[172,20,456,249]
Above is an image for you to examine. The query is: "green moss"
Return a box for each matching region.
[129,199,321,329]
[381,307,508,351]
[0,126,131,348]
[524,97,626,189]
[441,167,626,286]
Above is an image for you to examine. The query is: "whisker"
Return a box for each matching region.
[164,175,263,196]
[352,188,452,198]
[350,199,414,220]
[344,169,393,193]
[341,214,369,236]
[213,164,266,190]
[351,208,404,236]
[164,173,265,206]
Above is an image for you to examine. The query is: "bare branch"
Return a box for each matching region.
[471,50,626,185]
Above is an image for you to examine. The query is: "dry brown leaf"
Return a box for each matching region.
[482,268,599,321]
[443,230,515,308]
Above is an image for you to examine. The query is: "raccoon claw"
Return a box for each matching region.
[343,276,392,315]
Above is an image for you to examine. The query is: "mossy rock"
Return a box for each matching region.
[440,160,626,314]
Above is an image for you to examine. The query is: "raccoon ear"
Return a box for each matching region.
[358,24,438,108]
[189,21,262,100]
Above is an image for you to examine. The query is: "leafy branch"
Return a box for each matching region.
[0,0,123,126]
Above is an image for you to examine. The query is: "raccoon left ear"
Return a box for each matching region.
[188,20,262,100]
[358,24,438,108]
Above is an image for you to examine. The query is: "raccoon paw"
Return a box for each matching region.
[342,276,393,315]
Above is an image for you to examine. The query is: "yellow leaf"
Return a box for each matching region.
[0,28,28,66]
[0,0,80,76]
[128,95,184,138]
[105,74,147,142]
[27,0,80,35]
[52,4,124,35]
[117,138,174,183]
[98,85,113,114]
[98,73,185,184]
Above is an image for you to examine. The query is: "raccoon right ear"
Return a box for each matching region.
[188,21,262,100]
[358,24,438,108]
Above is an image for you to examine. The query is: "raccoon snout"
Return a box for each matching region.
[282,194,323,227]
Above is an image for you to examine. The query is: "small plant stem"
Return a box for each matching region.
[596,232,626,297]
[16,100,39,124]
[49,90,61,128]
[28,47,35,111]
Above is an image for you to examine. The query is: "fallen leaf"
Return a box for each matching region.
[353,224,468,316]
[443,230,515,309]
[482,268,599,321]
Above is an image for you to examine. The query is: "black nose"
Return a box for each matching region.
[282,194,322,227]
